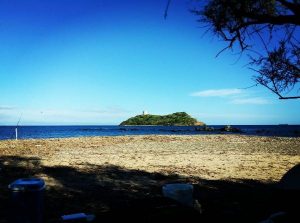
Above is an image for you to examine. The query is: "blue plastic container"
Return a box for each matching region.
[8,178,45,223]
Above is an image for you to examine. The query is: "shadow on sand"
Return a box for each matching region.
[0,156,298,223]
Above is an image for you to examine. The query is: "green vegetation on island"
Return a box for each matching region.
[120,112,205,126]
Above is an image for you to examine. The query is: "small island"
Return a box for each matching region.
[120,112,205,126]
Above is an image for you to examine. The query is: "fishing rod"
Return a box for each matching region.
[15,113,22,140]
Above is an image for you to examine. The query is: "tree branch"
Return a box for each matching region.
[279,96,300,99]
[245,14,300,25]
[194,0,300,99]
[277,0,300,15]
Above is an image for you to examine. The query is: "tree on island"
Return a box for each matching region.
[188,0,300,99]
[120,112,205,126]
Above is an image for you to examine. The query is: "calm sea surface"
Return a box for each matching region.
[0,125,299,140]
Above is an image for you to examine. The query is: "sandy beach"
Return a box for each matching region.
[1,135,299,182]
[1,134,300,222]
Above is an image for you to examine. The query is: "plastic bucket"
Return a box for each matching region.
[162,183,194,207]
[8,178,45,223]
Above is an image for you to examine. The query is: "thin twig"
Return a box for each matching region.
[164,0,172,20]
[238,83,259,89]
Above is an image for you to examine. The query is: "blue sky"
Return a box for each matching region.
[0,0,299,125]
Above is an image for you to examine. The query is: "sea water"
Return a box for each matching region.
[0,125,299,140]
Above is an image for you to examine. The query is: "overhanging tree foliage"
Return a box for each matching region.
[191,0,300,99]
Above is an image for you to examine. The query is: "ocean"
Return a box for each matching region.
[0,125,299,140]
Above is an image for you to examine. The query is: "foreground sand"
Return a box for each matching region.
[1,135,299,182]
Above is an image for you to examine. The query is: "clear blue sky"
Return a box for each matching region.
[0,0,299,125]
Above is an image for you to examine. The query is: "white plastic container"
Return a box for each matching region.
[162,183,194,207]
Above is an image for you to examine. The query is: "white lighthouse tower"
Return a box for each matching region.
[142,110,148,115]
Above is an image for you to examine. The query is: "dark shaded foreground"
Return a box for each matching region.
[0,156,298,223]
